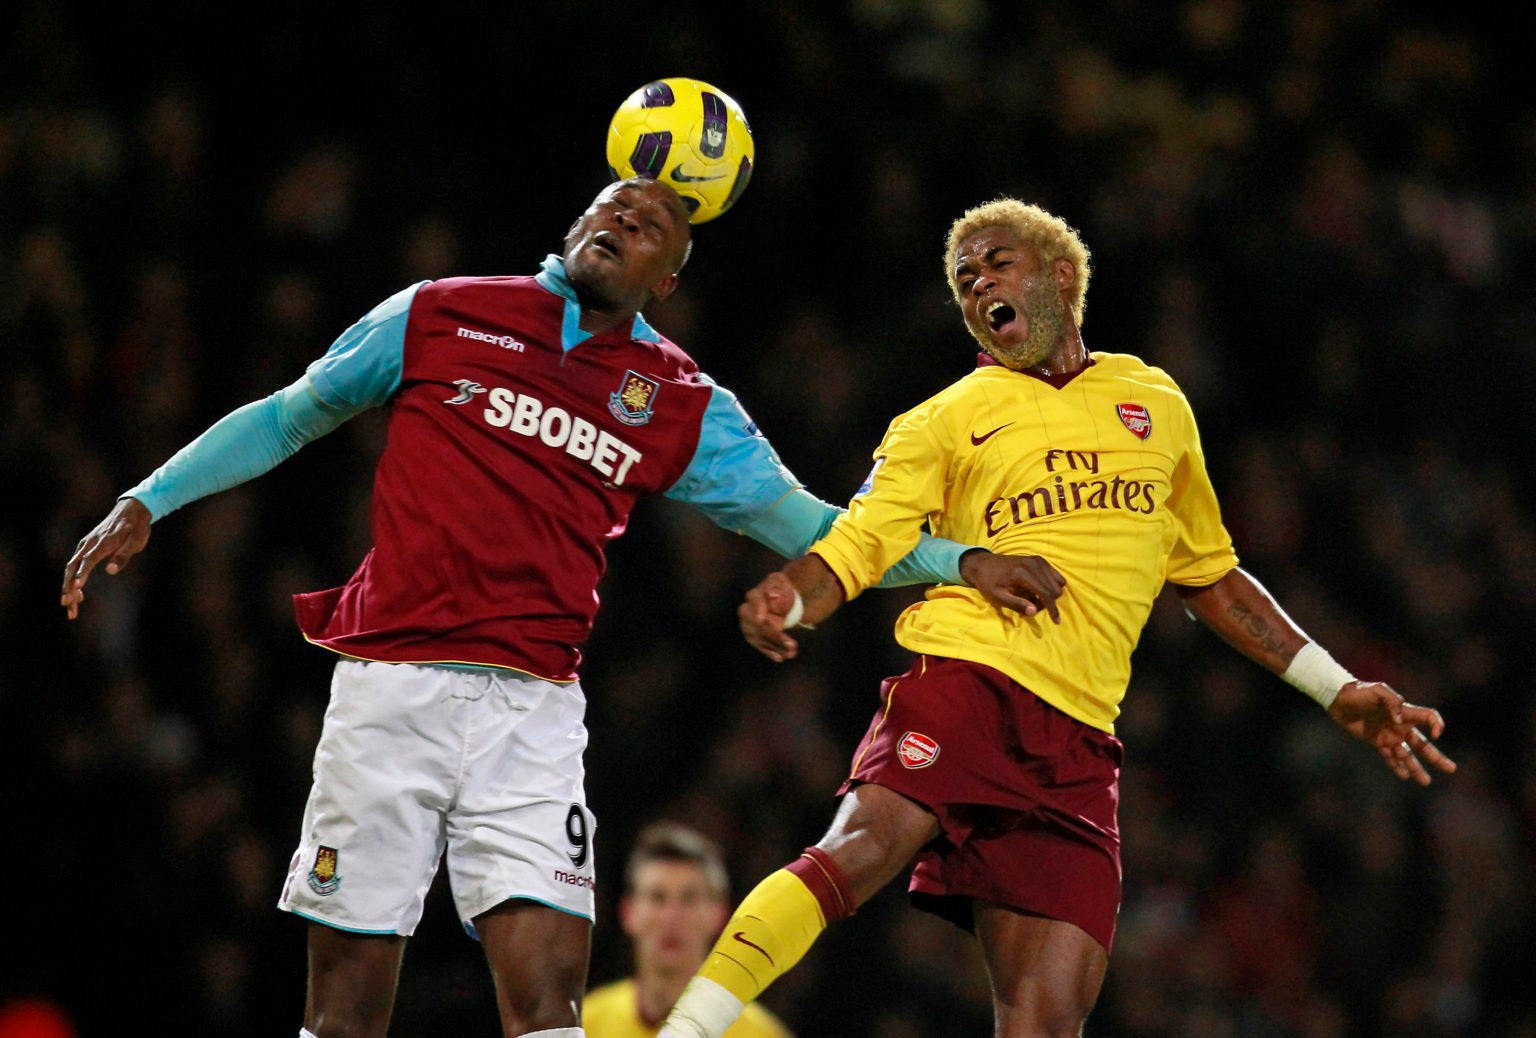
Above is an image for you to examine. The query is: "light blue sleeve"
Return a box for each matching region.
[122,283,422,521]
[662,376,802,531]
[878,527,975,587]
[665,378,978,587]
[741,488,974,587]
[304,282,421,410]
[123,377,360,521]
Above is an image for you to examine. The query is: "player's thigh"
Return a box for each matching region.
[974,902,1107,1037]
[817,782,941,905]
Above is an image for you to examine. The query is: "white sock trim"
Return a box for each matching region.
[659,977,745,1038]
[300,1030,320,1038]
[519,1029,584,1037]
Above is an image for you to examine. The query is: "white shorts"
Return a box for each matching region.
[277,659,596,935]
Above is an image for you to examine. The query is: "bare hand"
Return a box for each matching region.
[739,571,803,663]
[1328,681,1456,785]
[60,497,152,620]
[960,550,1068,623]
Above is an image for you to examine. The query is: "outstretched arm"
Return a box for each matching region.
[60,377,359,619]
[60,281,418,621]
[739,549,1068,663]
[737,487,980,587]
[1176,567,1456,785]
[666,378,984,587]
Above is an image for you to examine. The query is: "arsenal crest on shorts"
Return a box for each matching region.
[609,370,660,426]
[1116,403,1151,439]
[898,731,940,769]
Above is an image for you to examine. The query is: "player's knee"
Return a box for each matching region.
[498,1003,580,1035]
[993,996,1092,1038]
[818,790,938,900]
[495,964,584,1033]
[994,1012,1089,1038]
[306,998,395,1038]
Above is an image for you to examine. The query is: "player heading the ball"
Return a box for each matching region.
[608,77,754,224]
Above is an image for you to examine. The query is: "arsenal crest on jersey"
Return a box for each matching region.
[1116,403,1152,439]
[609,370,660,426]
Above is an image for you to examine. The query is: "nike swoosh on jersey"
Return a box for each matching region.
[731,931,775,966]
[970,422,1013,445]
[671,165,727,183]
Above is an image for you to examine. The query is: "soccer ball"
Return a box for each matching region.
[605,78,754,225]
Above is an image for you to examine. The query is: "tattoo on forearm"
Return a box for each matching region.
[1226,601,1288,657]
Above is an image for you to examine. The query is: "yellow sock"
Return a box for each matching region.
[696,868,827,1004]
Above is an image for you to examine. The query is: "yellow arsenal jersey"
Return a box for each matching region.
[813,353,1238,732]
[583,978,793,1038]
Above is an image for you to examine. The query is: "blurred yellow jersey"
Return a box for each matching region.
[582,978,793,1038]
[814,352,1238,732]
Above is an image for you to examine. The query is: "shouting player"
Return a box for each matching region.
[59,178,1042,1038]
[659,198,1458,1038]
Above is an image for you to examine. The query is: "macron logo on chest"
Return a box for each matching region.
[479,385,643,486]
[457,325,527,352]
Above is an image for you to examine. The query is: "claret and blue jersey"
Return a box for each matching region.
[126,256,972,682]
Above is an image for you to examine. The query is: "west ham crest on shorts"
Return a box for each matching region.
[609,370,660,426]
[1116,403,1152,439]
[307,846,342,896]
[898,731,940,769]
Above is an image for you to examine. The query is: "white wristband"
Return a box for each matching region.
[1281,641,1356,709]
[783,588,806,629]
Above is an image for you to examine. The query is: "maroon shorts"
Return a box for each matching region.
[836,655,1124,951]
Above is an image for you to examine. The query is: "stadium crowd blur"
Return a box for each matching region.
[3,2,1531,1036]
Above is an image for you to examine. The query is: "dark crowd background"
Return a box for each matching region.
[2,2,1532,1036]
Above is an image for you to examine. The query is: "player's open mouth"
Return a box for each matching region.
[986,300,1018,332]
[591,232,623,261]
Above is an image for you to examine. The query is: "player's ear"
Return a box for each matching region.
[1052,256,1076,293]
[619,895,639,937]
[649,271,680,305]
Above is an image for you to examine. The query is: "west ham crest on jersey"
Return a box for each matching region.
[609,370,660,426]
[307,846,342,896]
[1116,403,1152,439]
[898,731,940,769]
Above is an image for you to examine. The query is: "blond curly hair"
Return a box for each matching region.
[944,199,1091,325]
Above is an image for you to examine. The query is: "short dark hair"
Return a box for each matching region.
[625,821,729,900]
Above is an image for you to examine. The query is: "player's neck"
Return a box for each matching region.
[569,279,641,336]
[1027,328,1090,377]
[578,306,635,336]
